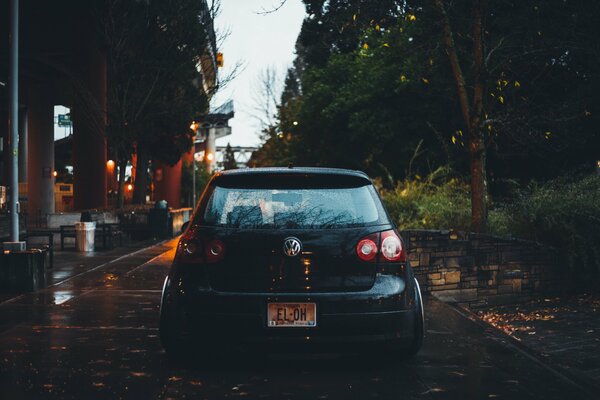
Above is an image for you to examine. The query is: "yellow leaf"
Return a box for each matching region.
[514,81,521,87]
[363,43,369,50]
[353,14,357,21]
[400,74,407,82]
[421,77,430,84]
[383,43,390,47]
[407,14,416,21]
[451,136,457,144]
[415,174,421,180]
[457,129,463,136]
[498,95,505,104]
[375,24,380,31]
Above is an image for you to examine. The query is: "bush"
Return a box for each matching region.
[491,175,600,276]
[381,169,600,279]
[380,167,471,231]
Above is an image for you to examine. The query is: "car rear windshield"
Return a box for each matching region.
[200,184,387,229]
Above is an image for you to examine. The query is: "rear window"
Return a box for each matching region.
[200,185,386,229]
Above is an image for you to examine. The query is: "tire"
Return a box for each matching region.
[159,276,189,361]
[406,277,424,356]
[384,278,424,360]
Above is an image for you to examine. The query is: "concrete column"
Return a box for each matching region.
[153,159,182,209]
[204,127,216,173]
[18,107,27,183]
[71,45,107,210]
[27,88,55,224]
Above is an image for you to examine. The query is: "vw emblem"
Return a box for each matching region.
[283,237,302,257]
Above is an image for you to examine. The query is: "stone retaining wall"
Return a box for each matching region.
[402,230,558,308]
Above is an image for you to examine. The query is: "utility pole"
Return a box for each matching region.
[4,0,25,251]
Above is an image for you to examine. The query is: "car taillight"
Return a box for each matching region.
[206,239,225,262]
[380,230,405,262]
[356,236,378,261]
[177,231,225,264]
[356,230,406,263]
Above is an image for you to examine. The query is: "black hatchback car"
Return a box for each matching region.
[160,167,424,358]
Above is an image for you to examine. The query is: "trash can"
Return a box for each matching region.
[75,222,96,252]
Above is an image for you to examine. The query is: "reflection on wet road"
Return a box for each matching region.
[0,240,590,399]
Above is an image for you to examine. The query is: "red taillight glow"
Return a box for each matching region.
[356,238,378,261]
[178,232,225,264]
[356,230,406,263]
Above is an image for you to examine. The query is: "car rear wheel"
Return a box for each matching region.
[159,277,189,361]
[406,278,424,356]
[386,278,424,359]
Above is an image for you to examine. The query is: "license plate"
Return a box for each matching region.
[267,303,316,327]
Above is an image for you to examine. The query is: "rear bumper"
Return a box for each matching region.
[171,274,417,347]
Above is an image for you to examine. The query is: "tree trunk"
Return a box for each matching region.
[132,145,150,204]
[434,0,488,232]
[469,0,487,233]
[116,157,127,209]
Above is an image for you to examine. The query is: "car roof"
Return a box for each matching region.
[211,167,372,188]
[215,167,369,179]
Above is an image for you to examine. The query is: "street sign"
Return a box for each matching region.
[58,114,71,127]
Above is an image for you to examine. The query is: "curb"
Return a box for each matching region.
[447,302,598,400]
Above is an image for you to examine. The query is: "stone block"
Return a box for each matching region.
[432,283,459,291]
[445,257,461,269]
[512,279,522,293]
[480,265,499,271]
[428,273,441,280]
[498,284,513,294]
[431,278,446,286]
[444,270,461,284]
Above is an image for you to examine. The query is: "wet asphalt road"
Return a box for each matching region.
[0,240,591,399]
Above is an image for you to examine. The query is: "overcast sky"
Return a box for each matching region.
[212,0,306,148]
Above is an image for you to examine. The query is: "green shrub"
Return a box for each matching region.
[380,167,471,231]
[381,169,600,278]
[493,175,600,275]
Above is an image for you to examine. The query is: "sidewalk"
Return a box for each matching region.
[0,237,174,306]
[473,294,600,392]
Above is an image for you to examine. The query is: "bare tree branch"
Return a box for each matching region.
[256,0,288,15]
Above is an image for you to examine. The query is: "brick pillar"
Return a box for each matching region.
[153,159,182,209]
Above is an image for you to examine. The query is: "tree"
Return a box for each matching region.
[101,0,214,207]
[223,143,238,170]
[253,0,600,232]
[433,0,487,232]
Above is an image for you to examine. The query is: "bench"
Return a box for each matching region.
[96,223,123,249]
[25,229,56,268]
[60,225,77,250]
